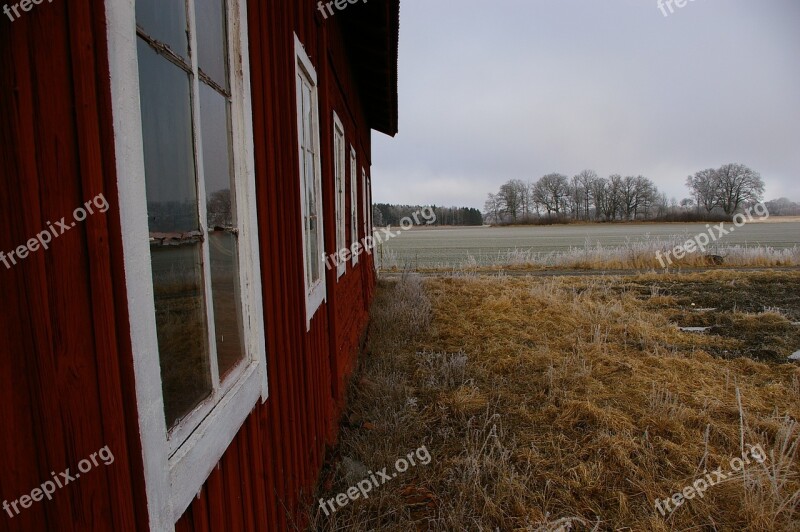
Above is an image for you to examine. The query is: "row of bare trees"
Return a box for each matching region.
[485,164,767,224]
[484,172,664,223]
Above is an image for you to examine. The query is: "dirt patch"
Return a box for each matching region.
[617,271,800,362]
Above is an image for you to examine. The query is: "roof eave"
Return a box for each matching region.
[339,0,400,137]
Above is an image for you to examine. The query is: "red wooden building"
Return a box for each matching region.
[0,0,399,529]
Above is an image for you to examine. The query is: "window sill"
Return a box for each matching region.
[168,361,261,522]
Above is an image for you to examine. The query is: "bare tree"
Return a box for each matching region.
[513,179,532,221]
[620,176,639,220]
[608,174,624,220]
[685,169,719,213]
[207,189,233,228]
[532,173,570,216]
[569,174,593,220]
[635,176,658,219]
[528,181,541,217]
[483,193,502,224]
[655,192,670,218]
[592,178,610,221]
[497,180,528,221]
[714,163,765,215]
[575,169,597,220]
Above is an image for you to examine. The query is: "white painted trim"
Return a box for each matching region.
[105,0,173,529]
[294,33,318,85]
[332,111,346,280]
[295,34,327,330]
[362,167,368,246]
[106,0,266,527]
[349,146,359,266]
[233,0,269,402]
[169,362,260,521]
[366,175,373,256]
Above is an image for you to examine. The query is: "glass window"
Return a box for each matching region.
[137,40,198,234]
[150,244,211,427]
[296,38,326,325]
[136,0,189,60]
[333,113,346,277]
[299,79,320,286]
[362,168,367,241]
[350,148,359,266]
[366,175,372,253]
[200,83,245,379]
[196,0,229,89]
[208,232,244,378]
[112,0,267,523]
[137,0,249,434]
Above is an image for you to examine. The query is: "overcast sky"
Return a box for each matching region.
[371,0,800,209]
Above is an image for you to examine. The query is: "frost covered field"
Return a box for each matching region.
[376,219,800,270]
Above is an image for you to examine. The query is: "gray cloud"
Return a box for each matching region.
[372,0,800,208]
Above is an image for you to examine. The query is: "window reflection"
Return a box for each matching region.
[208,233,244,378]
[200,82,245,378]
[200,83,234,229]
[150,244,212,428]
[136,0,189,60]
[196,0,229,90]
[137,40,199,234]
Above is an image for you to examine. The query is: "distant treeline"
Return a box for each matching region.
[764,198,800,216]
[373,204,483,226]
[484,164,794,225]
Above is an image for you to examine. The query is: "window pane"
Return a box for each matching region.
[351,155,358,251]
[209,233,245,378]
[200,84,234,229]
[151,244,212,428]
[199,83,245,378]
[334,126,345,255]
[196,0,229,90]
[137,40,199,233]
[297,75,321,287]
[306,153,319,284]
[136,0,188,59]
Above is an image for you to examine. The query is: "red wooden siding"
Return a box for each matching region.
[0,1,145,530]
[172,2,379,529]
[1,0,389,529]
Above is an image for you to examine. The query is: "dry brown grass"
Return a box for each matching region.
[309,271,800,531]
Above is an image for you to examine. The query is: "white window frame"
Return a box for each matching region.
[295,35,326,327]
[349,147,359,266]
[332,112,346,279]
[366,174,373,255]
[362,167,368,245]
[105,0,268,528]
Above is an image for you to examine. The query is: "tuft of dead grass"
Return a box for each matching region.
[309,271,800,531]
